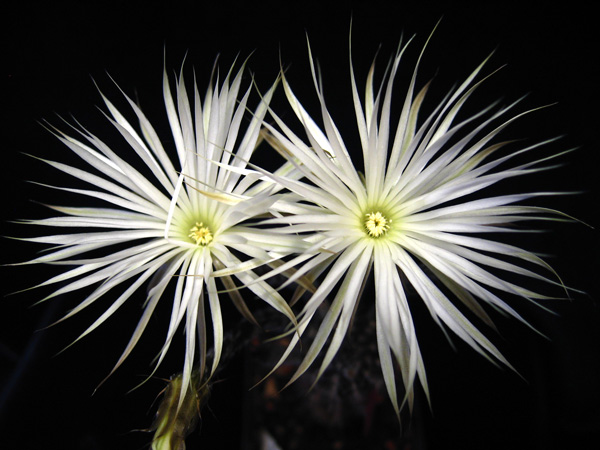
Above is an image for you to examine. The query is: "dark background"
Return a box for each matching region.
[2,1,599,449]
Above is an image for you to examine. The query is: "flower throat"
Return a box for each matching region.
[364,212,390,238]
[189,222,213,246]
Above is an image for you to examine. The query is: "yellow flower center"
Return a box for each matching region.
[364,211,391,238]
[188,222,213,246]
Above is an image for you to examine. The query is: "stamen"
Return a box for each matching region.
[188,222,213,246]
[365,212,390,238]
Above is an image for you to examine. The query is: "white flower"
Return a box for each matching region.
[259,38,567,415]
[18,61,303,401]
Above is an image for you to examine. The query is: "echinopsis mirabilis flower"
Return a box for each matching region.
[10,30,576,449]
[16,62,304,404]
[257,37,568,415]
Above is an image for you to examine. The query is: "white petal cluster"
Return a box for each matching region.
[19,63,304,401]
[258,38,568,414]
[16,35,570,418]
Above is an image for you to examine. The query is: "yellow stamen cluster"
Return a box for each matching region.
[365,211,391,238]
[188,222,213,246]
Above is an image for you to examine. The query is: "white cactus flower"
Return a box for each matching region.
[17,61,305,403]
[258,36,569,416]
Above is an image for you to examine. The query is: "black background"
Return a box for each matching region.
[2,1,599,449]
